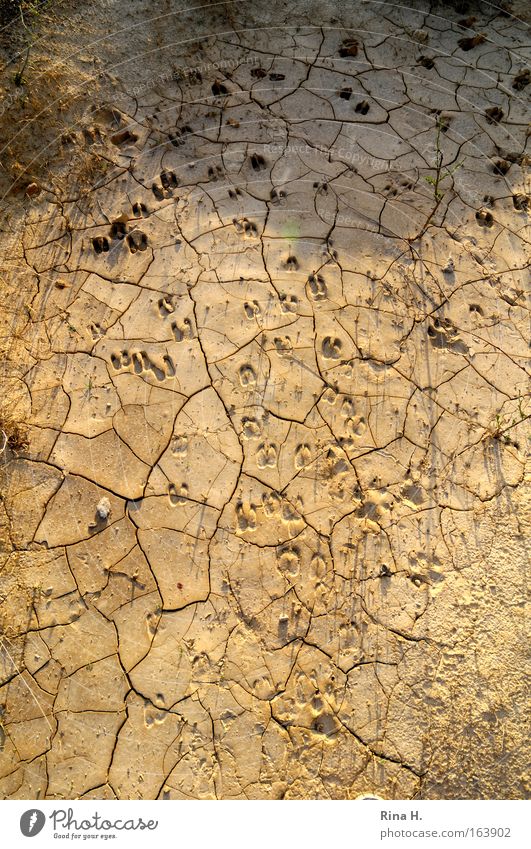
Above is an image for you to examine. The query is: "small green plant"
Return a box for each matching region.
[423,116,462,202]
[484,396,530,447]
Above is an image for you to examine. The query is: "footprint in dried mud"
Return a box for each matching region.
[427,317,469,354]
[321,336,342,359]
[127,230,149,253]
[158,296,175,316]
[355,99,370,114]
[208,165,224,181]
[171,435,188,455]
[132,201,149,217]
[92,235,109,254]
[278,545,301,577]
[111,348,175,381]
[283,255,299,271]
[110,128,138,146]
[241,417,262,439]
[239,364,257,386]
[236,500,257,532]
[250,152,266,171]
[457,33,486,51]
[262,490,281,516]
[294,443,311,469]
[493,158,511,175]
[345,416,366,437]
[212,79,229,96]
[280,293,298,313]
[339,86,352,100]
[152,170,178,199]
[169,482,188,505]
[512,68,530,91]
[485,106,504,124]
[171,318,194,341]
[476,209,494,228]
[233,217,258,237]
[418,55,434,69]
[270,187,287,204]
[339,37,358,57]
[169,124,193,148]
[256,441,278,469]
[307,273,327,300]
[244,300,261,320]
[513,193,528,211]
[110,219,127,240]
[273,336,293,356]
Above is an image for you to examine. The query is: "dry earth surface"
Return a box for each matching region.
[0,0,529,800]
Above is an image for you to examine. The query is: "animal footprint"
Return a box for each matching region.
[250,153,266,171]
[270,187,287,204]
[256,442,278,469]
[241,417,262,439]
[485,106,504,124]
[458,34,486,51]
[277,546,301,577]
[92,236,109,254]
[110,220,127,240]
[132,201,149,217]
[233,217,258,237]
[239,365,257,386]
[171,318,194,341]
[110,348,175,381]
[512,68,530,91]
[345,416,366,437]
[513,193,528,211]
[110,129,138,146]
[127,231,148,253]
[244,300,261,319]
[152,170,178,199]
[171,435,188,455]
[307,274,327,300]
[284,255,299,271]
[208,165,224,180]
[169,124,193,147]
[212,80,229,96]
[321,336,342,359]
[158,297,175,316]
[295,444,311,469]
[355,99,370,114]
[236,500,257,532]
[262,490,281,516]
[476,209,494,228]
[341,398,355,417]
[339,38,358,57]
[279,293,298,313]
[169,483,188,505]
[274,336,292,357]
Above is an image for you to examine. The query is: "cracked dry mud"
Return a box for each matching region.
[0,0,529,800]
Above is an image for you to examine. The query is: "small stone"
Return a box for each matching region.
[25,182,41,197]
[96,497,111,520]
[443,258,454,274]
